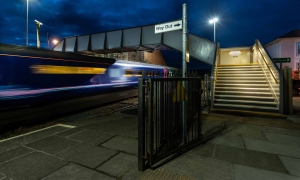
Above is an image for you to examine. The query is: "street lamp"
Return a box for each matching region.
[34,20,42,48]
[26,0,28,46]
[209,17,218,42]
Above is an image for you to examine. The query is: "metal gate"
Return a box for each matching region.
[138,76,205,171]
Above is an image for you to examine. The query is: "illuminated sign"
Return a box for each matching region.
[155,20,182,34]
[229,51,241,56]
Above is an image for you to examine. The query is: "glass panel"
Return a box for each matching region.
[298,42,300,55]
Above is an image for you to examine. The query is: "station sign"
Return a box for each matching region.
[155,20,182,34]
[273,57,291,63]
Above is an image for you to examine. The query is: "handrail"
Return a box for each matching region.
[257,46,278,84]
[255,40,279,105]
[210,42,219,108]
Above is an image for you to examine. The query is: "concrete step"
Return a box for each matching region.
[214,103,278,111]
[217,74,264,77]
[216,80,267,84]
[214,90,279,96]
[215,87,271,91]
[214,94,275,101]
[218,65,260,69]
[214,99,277,107]
[217,71,263,74]
[217,77,266,80]
[217,68,261,71]
[216,83,268,86]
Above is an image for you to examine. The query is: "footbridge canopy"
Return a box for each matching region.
[53,24,217,65]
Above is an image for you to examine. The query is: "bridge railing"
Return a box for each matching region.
[253,39,283,113]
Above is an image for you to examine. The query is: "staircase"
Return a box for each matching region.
[213,64,279,113]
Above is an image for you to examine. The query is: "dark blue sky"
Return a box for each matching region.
[1,0,299,50]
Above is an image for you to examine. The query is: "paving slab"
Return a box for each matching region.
[0,151,68,180]
[13,126,71,145]
[287,115,300,123]
[0,139,22,154]
[0,126,71,153]
[202,119,225,127]
[279,156,300,177]
[161,154,234,180]
[0,173,6,179]
[187,143,215,158]
[0,146,33,164]
[67,129,114,145]
[55,143,117,168]
[262,126,300,137]
[244,137,300,158]
[41,163,114,180]
[55,127,85,137]
[82,119,136,136]
[121,168,144,180]
[221,123,267,140]
[63,115,123,127]
[25,135,79,155]
[210,135,245,149]
[102,136,138,155]
[117,128,138,138]
[214,144,287,173]
[97,152,137,178]
[234,164,300,180]
[264,132,300,146]
[202,114,227,122]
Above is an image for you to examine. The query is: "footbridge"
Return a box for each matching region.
[53,25,287,115]
[53,24,217,66]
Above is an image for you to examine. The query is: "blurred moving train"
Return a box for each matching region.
[0,43,177,127]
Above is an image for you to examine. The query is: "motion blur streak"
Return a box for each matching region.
[30,65,107,74]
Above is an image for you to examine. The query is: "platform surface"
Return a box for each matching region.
[0,98,300,180]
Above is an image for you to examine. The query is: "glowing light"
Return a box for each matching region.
[52,39,59,45]
[209,18,218,24]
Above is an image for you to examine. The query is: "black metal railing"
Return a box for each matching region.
[138,75,204,171]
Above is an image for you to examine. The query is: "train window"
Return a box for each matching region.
[136,70,143,76]
[124,69,133,77]
[109,68,121,77]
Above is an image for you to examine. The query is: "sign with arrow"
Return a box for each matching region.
[273,57,291,63]
[155,20,182,34]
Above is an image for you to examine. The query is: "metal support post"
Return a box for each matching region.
[182,3,187,144]
[138,78,146,171]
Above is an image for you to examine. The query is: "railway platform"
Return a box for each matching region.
[0,98,300,180]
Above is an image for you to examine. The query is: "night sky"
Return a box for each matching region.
[1,0,300,68]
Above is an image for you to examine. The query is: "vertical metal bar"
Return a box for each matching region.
[155,79,160,155]
[199,78,202,138]
[138,78,145,171]
[160,80,164,147]
[148,79,154,165]
[287,68,293,114]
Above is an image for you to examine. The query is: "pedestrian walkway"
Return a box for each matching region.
[0,99,300,179]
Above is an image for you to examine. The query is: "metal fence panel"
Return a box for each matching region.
[138,77,204,170]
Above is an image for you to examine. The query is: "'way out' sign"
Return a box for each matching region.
[155,20,182,34]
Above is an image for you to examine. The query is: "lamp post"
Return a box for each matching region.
[34,20,42,48]
[209,17,218,42]
[26,0,28,46]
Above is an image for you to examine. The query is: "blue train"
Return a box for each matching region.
[0,43,177,126]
